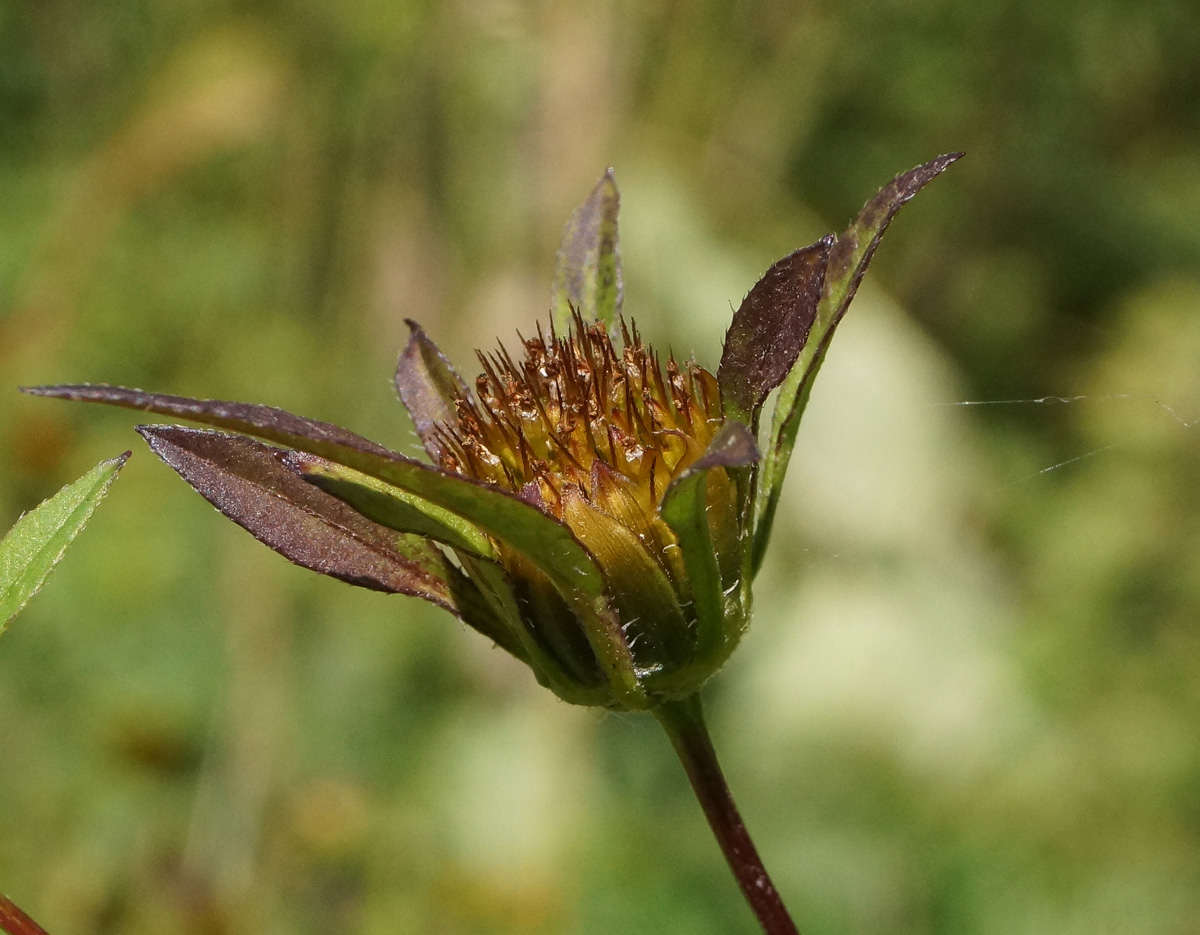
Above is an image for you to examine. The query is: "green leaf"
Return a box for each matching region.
[755,153,962,571]
[0,453,128,633]
[660,422,759,664]
[552,169,623,330]
[26,384,644,707]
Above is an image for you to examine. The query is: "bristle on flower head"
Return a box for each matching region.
[437,312,722,518]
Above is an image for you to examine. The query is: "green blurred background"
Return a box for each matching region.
[3,1,1200,932]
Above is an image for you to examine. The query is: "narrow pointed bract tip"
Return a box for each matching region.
[698,421,759,469]
[21,383,128,401]
[134,422,170,443]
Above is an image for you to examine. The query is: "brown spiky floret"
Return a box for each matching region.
[437,315,722,520]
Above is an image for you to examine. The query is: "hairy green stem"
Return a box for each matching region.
[654,694,800,935]
[0,894,50,935]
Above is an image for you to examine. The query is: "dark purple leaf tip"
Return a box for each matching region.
[394,320,468,461]
[829,152,963,284]
[718,237,832,423]
[692,420,759,472]
[858,152,963,230]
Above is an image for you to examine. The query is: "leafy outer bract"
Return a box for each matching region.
[0,892,52,935]
[284,451,496,560]
[552,169,622,330]
[394,319,468,461]
[137,426,448,598]
[718,238,831,426]
[24,385,644,707]
[660,422,759,668]
[0,453,128,633]
[754,153,963,571]
[135,425,524,660]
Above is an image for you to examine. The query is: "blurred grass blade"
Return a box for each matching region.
[283,451,496,560]
[0,892,51,935]
[0,453,128,633]
[24,386,642,704]
[552,169,623,330]
[755,153,962,571]
[718,238,831,426]
[394,319,469,461]
[661,422,758,659]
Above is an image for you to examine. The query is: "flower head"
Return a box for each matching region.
[25,155,960,711]
[439,316,721,520]
[410,310,750,700]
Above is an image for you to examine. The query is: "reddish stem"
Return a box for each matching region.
[654,694,800,935]
[0,894,50,935]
